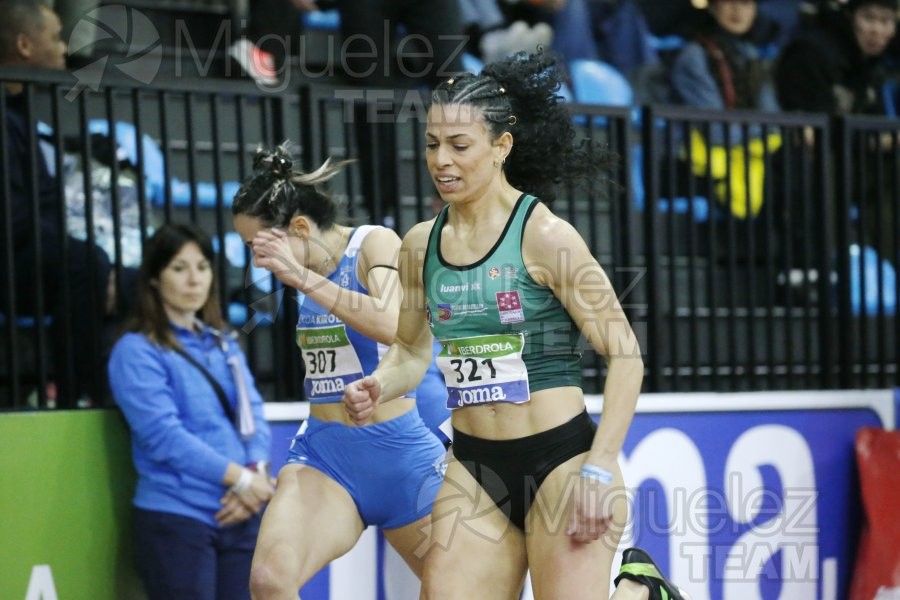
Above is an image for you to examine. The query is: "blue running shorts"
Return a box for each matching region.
[286,408,445,529]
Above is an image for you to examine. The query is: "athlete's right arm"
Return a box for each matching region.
[343,221,435,424]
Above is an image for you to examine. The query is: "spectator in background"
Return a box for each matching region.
[109,223,274,600]
[0,0,134,407]
[458,0,553,65]
[776,0,898,257]
[535,0,660,78]
[671,0,780,112]
[776,0,897,115]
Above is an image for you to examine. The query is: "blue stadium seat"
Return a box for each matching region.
[87,119,241,208]
[568,59,640,128]
[883,80,898,117]
[645,34,685,53]
[848,244,897,316]
[303,9,341,31]
[0,313,54,328]
[213,232,277,327]
[629,144,710,223]
[215,232,274,294]
[461,52,484,75]
[569,58,633,107]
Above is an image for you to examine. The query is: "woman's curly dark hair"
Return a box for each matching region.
[231,143,352,228]
[431,51,613,202]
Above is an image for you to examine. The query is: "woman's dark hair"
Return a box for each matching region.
[431,51,613,202]
[125,223,226,348]
[232,143,351,229]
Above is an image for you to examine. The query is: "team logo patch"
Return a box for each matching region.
[488,266,500,280]
[496,291,525,324]
[437,303,453,322]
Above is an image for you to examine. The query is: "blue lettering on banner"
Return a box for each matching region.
[262,392,893,600]
[621,408,884,600]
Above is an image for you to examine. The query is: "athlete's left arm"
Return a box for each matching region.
[522,206,644,468]
[305,227,403,345]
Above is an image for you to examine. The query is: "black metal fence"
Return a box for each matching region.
[1,68,898,409]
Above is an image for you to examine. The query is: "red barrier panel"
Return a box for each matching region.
[850,427,900,600]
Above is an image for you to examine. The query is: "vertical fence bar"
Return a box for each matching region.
[664,119,678,390]
[298,86,314,172]
[50,85,73,405]
[683,118,700,390]
[184,93,198,223]
[762,122,777,388]
[105,89,125,323]
[855,129,868,386]
[76,89,99,406]
[873,125,887,388]
[834,116,854,387]
[812,123,835,388]
[410,115,426,227]
[799,126,816,387]
[158,90,173,223]
[23,84,49,405]
[131,89,150,252]
[641,106,661,392]
[209,93,228,313]
[893,130,900,386]
[0,84,21,407]
[741,120,758,386]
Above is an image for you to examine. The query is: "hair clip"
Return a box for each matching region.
[498,87,506,94]
[507,115,518,125]
[273,156,293,178]
[446,77,455,86]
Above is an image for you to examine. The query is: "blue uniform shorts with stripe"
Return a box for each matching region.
[286,407,445,529]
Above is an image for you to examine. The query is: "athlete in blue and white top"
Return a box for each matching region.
[232,145,447,598]
[296,224,452,443]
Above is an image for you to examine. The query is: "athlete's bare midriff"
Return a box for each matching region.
[450,386,586,440]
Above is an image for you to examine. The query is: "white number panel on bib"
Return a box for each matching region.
[297,324,364,400]
[437,333,531,409]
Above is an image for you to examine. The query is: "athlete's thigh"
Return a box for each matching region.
[525,453,627,600]
[421,460,527,600]
[253,464,365,584]
[382,515,431,578]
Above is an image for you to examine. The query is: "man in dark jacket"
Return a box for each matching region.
[775,0,898,262]
[1,0,119,407]
[776,0,897,114]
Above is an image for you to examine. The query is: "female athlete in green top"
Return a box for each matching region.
[344,51,690,600]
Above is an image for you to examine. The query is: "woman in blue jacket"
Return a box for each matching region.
[109,223,274,600]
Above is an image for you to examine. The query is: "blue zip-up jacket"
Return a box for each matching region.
[108,323,271,526]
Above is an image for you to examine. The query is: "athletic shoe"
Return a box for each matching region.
[614,547,692,600]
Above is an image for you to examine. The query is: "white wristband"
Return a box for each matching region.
[230,468,254,495]
[580,464,614,485]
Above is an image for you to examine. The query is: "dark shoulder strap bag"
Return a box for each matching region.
[172,346,237,426]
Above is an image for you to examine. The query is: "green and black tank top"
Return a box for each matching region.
[423,194,583,410]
